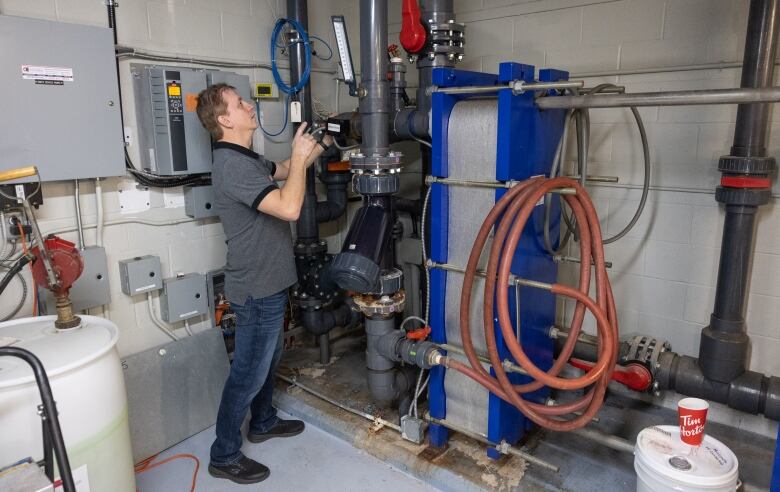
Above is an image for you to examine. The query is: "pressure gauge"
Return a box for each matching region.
[331,15,358,97]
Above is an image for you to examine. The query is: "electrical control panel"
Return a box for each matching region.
[131,64,212,176]
[160,273,209,322]
[184,185,217,219]
[119,255,163,295]
[0,15,124,183]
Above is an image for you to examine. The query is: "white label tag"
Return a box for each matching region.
[22,64,73,82]
[14,184,25,201]
[290,101,302,123]
[327,123,341,132]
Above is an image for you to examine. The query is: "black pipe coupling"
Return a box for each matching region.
[716,154,776,206]
[376,329,442,369]
[353,173,400,195]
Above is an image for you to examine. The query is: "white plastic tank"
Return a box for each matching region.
[0,315,135,491]
[634,425,739,492]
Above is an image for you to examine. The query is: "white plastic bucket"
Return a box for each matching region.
[634,425,738,492]
[0,315,135,491]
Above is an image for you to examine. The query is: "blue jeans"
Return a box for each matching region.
[210,289,287,466]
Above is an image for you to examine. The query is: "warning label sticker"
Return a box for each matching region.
[21,64,74,82]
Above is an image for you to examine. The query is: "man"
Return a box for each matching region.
[196,83,330,484]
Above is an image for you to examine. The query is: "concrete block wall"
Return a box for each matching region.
[0,0,351,357]
[386,0,780,432]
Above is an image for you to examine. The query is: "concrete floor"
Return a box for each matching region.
[135,410,437,492]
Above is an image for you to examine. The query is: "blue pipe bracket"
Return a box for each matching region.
[427,62,569,455]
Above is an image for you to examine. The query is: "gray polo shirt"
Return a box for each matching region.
[211,141,297,304]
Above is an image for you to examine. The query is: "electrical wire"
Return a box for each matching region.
[256,94,292,139]
[16,221,36,317]
[0,264,28,321]
[184,319,194,337]
[134,453,199,492]
[309,35,333,61]
[270,18,311,95]
[408,186,434,418]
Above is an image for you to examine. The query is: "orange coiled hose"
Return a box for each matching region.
[450,176,618,431]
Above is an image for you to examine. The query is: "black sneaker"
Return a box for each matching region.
[248,418,305,443]
[208,456,270,484]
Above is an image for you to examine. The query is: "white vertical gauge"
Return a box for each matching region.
[331,15,357,96]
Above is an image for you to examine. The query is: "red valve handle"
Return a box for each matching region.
[406,325,431,341]
[400,0,426,54]
[569,358,653,392]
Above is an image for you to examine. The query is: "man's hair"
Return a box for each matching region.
[196,83,234,140]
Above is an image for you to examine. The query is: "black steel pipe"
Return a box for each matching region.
[702,0,780,383]
[0,347,76,492]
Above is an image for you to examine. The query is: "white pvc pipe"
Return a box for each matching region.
[95,178,104,248]
[146,291,178,341]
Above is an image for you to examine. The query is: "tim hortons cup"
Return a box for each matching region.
[678,397,709,446]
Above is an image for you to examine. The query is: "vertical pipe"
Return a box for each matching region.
[318,333,331,364]
[73,180,85,250]
[359,0,390,157]
[701,0,780,383]
[287,0,318,243]
[732,0,780,158]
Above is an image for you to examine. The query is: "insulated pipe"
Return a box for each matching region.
[360,0,390,157]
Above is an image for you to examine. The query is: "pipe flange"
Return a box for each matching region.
[353,173,400,195]
[294,240,328,257]
[715,186,772,206]
[718,155,776,175]
[353,290,406,318]
[350,153,404,172]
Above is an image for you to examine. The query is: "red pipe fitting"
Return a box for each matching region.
[569,358,653,392]
[400,0,426,54]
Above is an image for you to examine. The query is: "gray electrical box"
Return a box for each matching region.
[206,71,252,101]
[131,64,212,176]
[119,255,163,295]
[43,246,110,312]
[0,16,124,182]
[184,185,218,219]
[160,273,209,322]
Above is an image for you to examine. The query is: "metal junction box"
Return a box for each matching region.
[119,255,163,296]
[160,273,209,322]
[184,185,218,219]
[0,15,124,182]
[131,64,212,176]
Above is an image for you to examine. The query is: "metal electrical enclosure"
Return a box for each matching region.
[0,16,124,182]
[184,185,218,219]
[131,64,212,176]
[160,273,209,322]
[119,255,163,295]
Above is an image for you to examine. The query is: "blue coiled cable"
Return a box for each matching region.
[270,18,311,95]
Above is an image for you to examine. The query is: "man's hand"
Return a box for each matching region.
[305,134,334,166]
[291,122,318,167]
